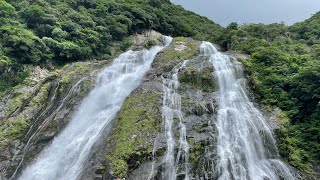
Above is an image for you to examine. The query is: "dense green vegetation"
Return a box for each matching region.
[0,0,223,92]
[222,13,320,176]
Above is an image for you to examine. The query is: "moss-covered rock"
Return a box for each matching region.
[106,88,162,178]
[178,66,215,92]
[158,37,198,62]
[3,88,31,118]
[188,137,211,174]
[150,37,199,78]
[143,38,161,49]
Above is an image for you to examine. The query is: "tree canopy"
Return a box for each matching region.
[0,0,223,91]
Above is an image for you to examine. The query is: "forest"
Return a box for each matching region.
[0,0,319,177]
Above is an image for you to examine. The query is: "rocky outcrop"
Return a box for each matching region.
[133,30,163,50]
[0,60,109,179]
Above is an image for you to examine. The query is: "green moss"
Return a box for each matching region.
[60,62,92,85]
[109,159,129,177]
[77,79,93,97]
[4,90,31,117]
[188,138,201,168]
[157,38,198,63]
[174,37,187,42]
[106,91,161,177]
[178,67,215,92]
[194,120,209,133]
[1,79,55,145]
[30,83,50,109]
[1,74,51,149]
[188,138,209,172]
[96,165,106,174]
[0,61,95,150]
[0,114,29,147]
[143,39,160,49]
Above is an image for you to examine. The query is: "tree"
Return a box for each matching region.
[227,22,238,30]
[0,0,15,19]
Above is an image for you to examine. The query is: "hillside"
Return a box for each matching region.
[0,0,223,92]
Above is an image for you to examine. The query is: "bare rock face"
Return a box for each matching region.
[174,41,189,51]
[27,66,50,84]
[267,107,283,129]
[134,30,163,49]
[134,30,162,46]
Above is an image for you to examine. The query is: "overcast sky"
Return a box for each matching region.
[171,0,320,26]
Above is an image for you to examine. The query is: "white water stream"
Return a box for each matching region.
[18,37,172,180]
[201,42,297,180]
[162,61,190,180]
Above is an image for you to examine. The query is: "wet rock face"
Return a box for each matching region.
[0,61,107,179]
[178,62,216,93]
[0,31,166,180]
[94,37,221,179]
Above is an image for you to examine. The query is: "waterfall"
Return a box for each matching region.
[18,36,172,180]
[161,61,190,180]
[200,42,297,180]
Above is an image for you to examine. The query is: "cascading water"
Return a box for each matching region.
[200,42,297,180]
[161,61,190,180]
[18,36,172,180]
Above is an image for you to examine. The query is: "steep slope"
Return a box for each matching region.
[0,60,105,178]
[0,31,165,179]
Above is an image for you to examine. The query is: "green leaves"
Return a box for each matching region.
[0,0,15,19]
[0,25,48,63]
[0,0,223,67]
[290,12,320,45]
